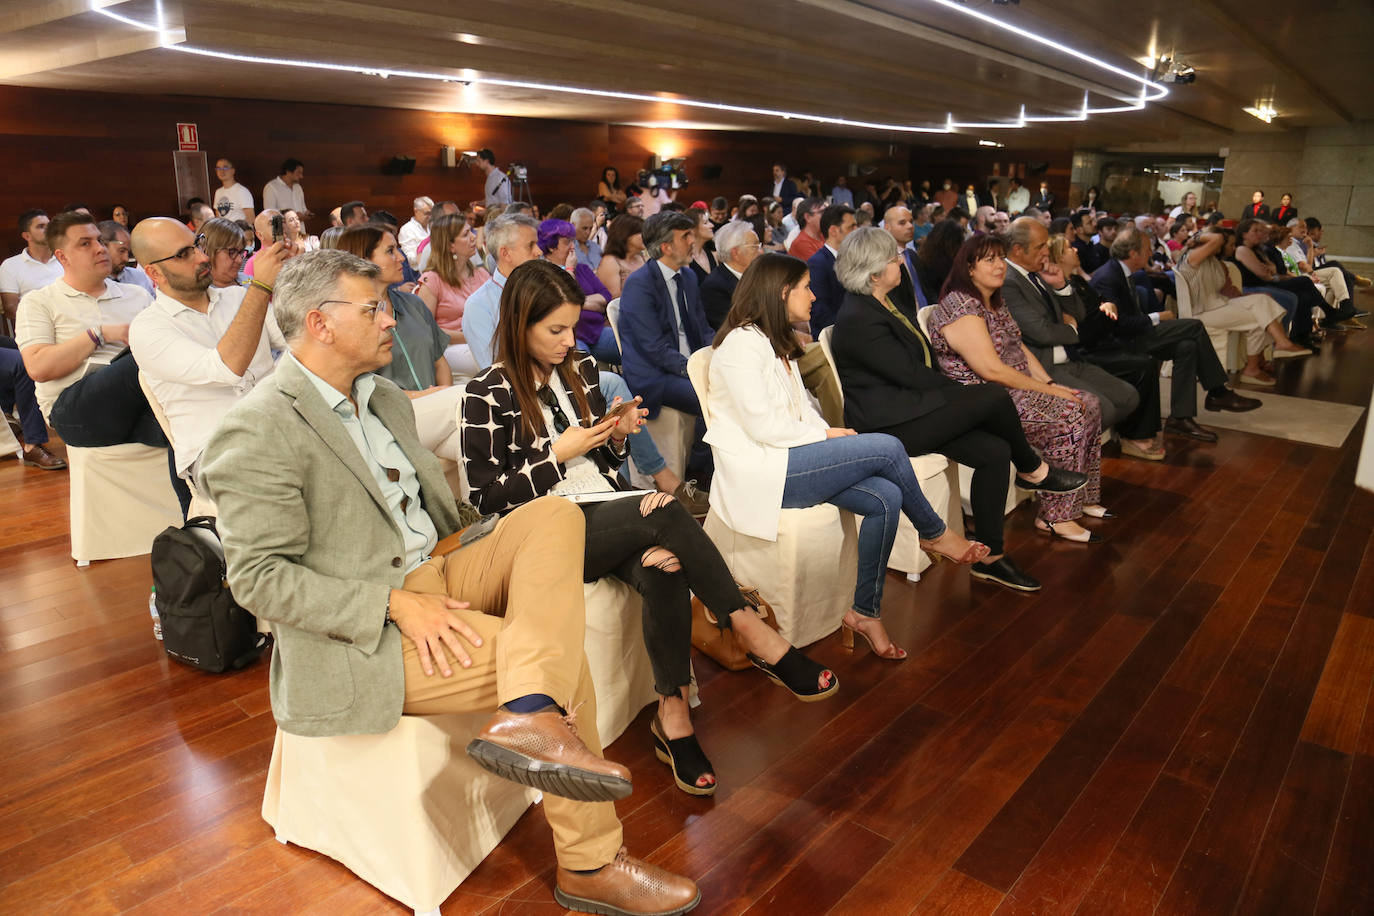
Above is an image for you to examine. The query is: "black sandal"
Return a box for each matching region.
[746,648,839,702]
[650,715,717,796]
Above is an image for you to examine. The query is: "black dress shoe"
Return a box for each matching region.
[1015,465,1088,494]
[970,556,1041,592]
[1164,417,1219,442]
[1204,389,1262,413]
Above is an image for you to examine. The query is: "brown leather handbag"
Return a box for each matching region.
[690,585,780,671]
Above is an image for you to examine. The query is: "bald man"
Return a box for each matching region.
[128,217,291,480]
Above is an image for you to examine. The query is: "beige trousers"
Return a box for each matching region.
[1312,266,1350,306]
[799,341,845,426]
[1198,294,1283,356]
[399,495,623,870]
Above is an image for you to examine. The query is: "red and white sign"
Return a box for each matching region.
[176,123,199,151]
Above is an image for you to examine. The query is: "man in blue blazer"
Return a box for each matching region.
[804,203,856,336]
[769,162,800,208]
[618,211,710,420]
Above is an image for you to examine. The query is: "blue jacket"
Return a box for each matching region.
[619,260,710,417]
[805,245,844,336]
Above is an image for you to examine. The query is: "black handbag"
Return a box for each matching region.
[151,517,267,673]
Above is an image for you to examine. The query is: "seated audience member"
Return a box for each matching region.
[1175,228,1311,387]
[571,207,603,270]
[763,200,788,251]
[534,219,618,365]
[16,210,160,450]
[618,211,710,424]
[880,206,921,295]
[1070,210,1105,274]
[326,226,461,458]
[1232,219,1342,340]
[914,219,965,305]
[786,198,826,261]
[188,202,214,233]
[805,204,856,335]
[1092,218,1118,268]
[1242,190,1270,221]
[244,209,287,278]
[398,196,433,269]
[1304,217,1372,296]
[1170,192,1200,220]
[707,197,730,231]
[596,165,627,212]
[992,210,1011,235]
[462,260,836,794]
[686,207,717,287]
[1023,206,1052,230]
[911,203,934,244]
[2,210,63,327]
[197,218,252,289]
[595,214,646,300]
[1286,219,1365,318]
[0,335,63,468]
[199,249,699,916]
[98,220,155,294]
[1090,228,1260,441]
[128,217,288,479]
[708,252,987,658]
[1164,219,1193,263]
[263,158,309,217]
[700,221,761,332]
[929,235,1109,542]
[622,194,646,219]
[339,200,369,228]
[416,213,489,378]
[1001,219,1163,461]
[283,208,317,252]
[111,205,130,228]
[1274,221,1355,320]
[212,158,255,221]
[972,206,996,235]
[328,206,343,229]
[830,227,1089,592]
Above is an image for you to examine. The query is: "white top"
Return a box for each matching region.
[398,218,428,268]
[543,372,611,496]
[129,285,285,474]
[213,182,254,220]
[656,259,691,356]
[484,168,511,206]
[704,327,828,540]
[262,176,306,214]
[14,278,151,419]
[1006,187,1030,214]
[0,249,63,296]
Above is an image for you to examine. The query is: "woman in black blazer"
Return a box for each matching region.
[462,260,838,795]
[829,228,1088,593]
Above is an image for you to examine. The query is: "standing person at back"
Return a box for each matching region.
[213,158,255,221]
[263,158,310,218]
[477,149,512,208]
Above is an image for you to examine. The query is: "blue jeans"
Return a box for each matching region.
[780,433,945,618]
[585,326,621,365]
[600,371,666,477]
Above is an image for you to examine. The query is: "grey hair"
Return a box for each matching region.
[1005,216,1044,253]
[1286,218,1302,228]
[715,220,757,262]
[835,226,899,295]
[273,249,381,344]
[484,212,538,262]
[413,196,433,210]
[570,207,594,226]
[1110,227,1148,261]
[642,211,694,260]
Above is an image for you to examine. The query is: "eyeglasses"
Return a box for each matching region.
[319,299,393,321]
[147,233,208,265]
[537,386,572,435]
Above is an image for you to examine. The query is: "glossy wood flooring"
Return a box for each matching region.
[2,298,1372,915]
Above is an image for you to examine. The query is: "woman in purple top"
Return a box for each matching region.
[537,219,621,364]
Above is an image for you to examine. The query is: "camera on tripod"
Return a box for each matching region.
[639,155,688,192]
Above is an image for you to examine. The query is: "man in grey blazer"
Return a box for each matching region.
[1001,218,1165,461]
[200,250,699,916]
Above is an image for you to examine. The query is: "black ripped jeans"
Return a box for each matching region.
[580,495,748,696]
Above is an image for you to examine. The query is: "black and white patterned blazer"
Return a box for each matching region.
[461,352,630,516]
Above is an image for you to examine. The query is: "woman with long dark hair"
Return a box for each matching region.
[708,253,987,659]
[461,260,839,796]
[594,213,646,299]
[915,218,967,305]
[596,165,626,212]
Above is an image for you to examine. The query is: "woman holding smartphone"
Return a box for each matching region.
[462,260,840,796]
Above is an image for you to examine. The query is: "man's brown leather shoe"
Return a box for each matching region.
[21,444,66,470]
[555,847,701,915]
[466,705,632,802]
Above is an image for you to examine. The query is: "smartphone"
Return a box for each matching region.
[270,214,284,243]
[597,399,637,425]
[458,513,500,547]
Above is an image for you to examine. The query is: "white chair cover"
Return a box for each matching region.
[68,442,182,566]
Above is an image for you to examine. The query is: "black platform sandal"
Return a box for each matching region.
[650,715,717,796]
[746,648,839,702]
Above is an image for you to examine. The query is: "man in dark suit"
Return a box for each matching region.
[1089,228,1259,441]
[1001,218,1164,460]
[804,203,855,335]
[1034,180,1056,213]
[699,220,760,331]
[1243,190,1271,221]
[1070,210,1106,274]
[769,162,799,209]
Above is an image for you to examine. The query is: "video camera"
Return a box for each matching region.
[639,155,688,192]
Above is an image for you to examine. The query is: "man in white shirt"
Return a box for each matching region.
[15,210,161,449]
[212,158,256,221]
[570,208,602,270]
[1,209,63,328]
[477,149,511,207]
[1005,177,1031,215]
[398,196,433,269]
[98,221,155,294]
[263,158,310,218]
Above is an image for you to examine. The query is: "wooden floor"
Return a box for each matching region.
[3,296,1373,915]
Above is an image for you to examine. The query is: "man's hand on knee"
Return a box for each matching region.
[389,589,483,677]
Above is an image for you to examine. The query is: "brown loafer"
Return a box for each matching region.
[555,847,701,916]
[21,443,67,470]
[1119,439,1165,461]
[466,705,632,802]
[672,479,709,519]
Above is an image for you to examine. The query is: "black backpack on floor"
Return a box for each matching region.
[151,516,267,673]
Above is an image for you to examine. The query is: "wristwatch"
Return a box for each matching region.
[384,594,393,627]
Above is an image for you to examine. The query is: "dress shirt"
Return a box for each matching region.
[1005,258,1074,364]
[397,218,428,268]
[575,239,603,270]
[463,268,507,369]
[772,179,784,198]
[1118,260,1161,325]
[129,285,284,474]
[830,186,854,207]
[657,259,692,356]
[14,278,151,419]
[0,249,63,296]
[262,176,307,215]
[293,354,437,572]
[484,168,512,206]
[114,265,155,294]
[213,182,254,220]
[1006,187,1030,214]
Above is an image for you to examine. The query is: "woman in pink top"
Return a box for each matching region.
[417,212,490,378]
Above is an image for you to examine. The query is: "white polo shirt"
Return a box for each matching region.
[398,218,428,268]
[14,278,151,419]
[262,176,307,214]
[129,285,285,474]
[0,249,63,297]
[213,182,255,220]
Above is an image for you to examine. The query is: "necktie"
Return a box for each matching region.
[1029,272,1080,360]
[671,273,692,351]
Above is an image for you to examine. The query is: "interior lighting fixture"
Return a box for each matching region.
[1243,102,1277,124]
[978,139,1005,147]
[89,0,1167,135]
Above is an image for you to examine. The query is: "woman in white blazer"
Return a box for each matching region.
[706,253,989,659]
